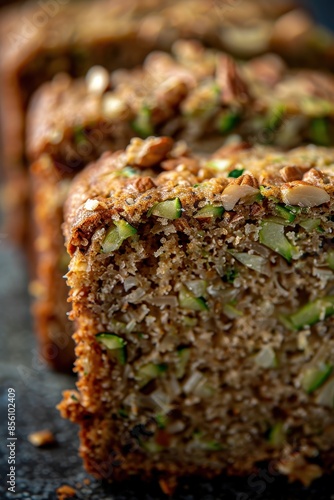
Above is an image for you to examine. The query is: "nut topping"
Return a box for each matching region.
[280,165,309,182]
[302,168,325,186]
[216,54,252,105]
[281,181,330,207]
[126,137,174,168]
[128,176,156,193]
[222,174,259,211]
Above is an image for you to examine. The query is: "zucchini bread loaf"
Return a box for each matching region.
[1,0,306,246]
[59,137,334,485]
[27,42,334,370]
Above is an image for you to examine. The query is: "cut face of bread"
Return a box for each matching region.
[59,137,334,484]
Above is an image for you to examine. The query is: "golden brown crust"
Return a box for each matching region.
[30,155,75,371]
[64,138,334,253]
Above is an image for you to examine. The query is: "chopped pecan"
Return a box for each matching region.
[245,53,286,86]
[216,54,252,105]
[280,165,310,182]
[222,174,259,210]
[231,173,259,189]
[302,168,325,186]
[161,156,199,173]
[128,176,156,193]
[126,137,174,168]
[155,77,189,108]
[212,141,251,158]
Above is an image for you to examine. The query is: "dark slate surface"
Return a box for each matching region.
[0,241,334,500]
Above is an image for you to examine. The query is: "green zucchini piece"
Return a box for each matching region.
[265,104,285,132]
[268,422,285,447]
[217,111,240,134]
[113,166,139,178]
[223,303,243,319]
[229,251,267,274]
[327,250,334,271]
[139,440,163,453]
[299,218,322,232]
[155,414,168,429]
[136,362,168,388]
[262,216,291,226]
[73,125,87,145]
[183,317,198,327]
[316,378,334,408]
[131,105,154,138]
[194,205,224,219]
[222,267,238,284]
[259,221,297,262]
[310,117,331,146]
[287,297,334,330]
[206,159,231,172]
[179,287,209,311]
[254,346,278,369]
[196,440,223,451]
[102,220,137,253]
[149,198,182,219]
[118,408,128,418]
[96,333,127,365]
[185,280,207,298]
[275,204,297,223]
[301,364,333,394]
[176,347,191,379]
[228,168,244,179]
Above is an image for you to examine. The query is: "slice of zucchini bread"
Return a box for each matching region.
[59,136,334,485]
[27,42,334,371]
[1,0,305,247]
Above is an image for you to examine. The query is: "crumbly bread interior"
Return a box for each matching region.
[59,139,334,484]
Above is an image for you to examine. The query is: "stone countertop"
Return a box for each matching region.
[0,241,333,500]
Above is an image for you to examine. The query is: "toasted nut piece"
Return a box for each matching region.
[222,174,259,211]
[28,429,56,447]
[102,93,131,120]
[212,141,251,159]
[281,181,330,207]
[277,452,322,487]
[86,65,109,94]
[216,54,252,105]
[232,173,259,189]
[280,165,309,182]
[126,137,174,168]
[302,168,325,185]
[161,156,199,173]
[129,176,156,193]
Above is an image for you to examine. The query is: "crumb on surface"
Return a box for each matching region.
[27,429,57,447]
[56,484,77,500]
